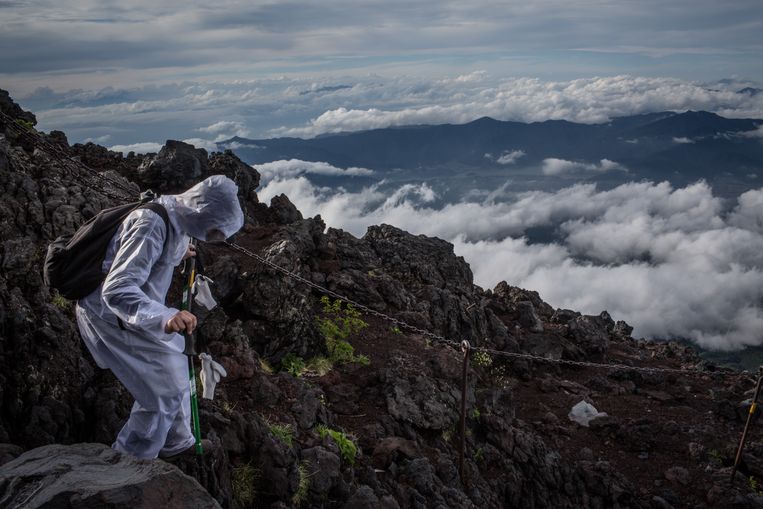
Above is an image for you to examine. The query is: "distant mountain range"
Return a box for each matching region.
[222,111,763,196]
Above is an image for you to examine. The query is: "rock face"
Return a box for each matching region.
[0,88,761,508]
[136,140,209,193]
[0,443,220,508]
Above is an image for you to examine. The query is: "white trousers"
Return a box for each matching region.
[76,305,195,459]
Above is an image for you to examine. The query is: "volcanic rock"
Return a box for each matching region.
[0,443,220,508]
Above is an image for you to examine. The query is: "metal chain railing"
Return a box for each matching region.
[224,242,745,379]
[471,344,721,376]
[0,110,135,202]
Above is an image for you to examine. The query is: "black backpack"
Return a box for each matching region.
[44,201,169,300]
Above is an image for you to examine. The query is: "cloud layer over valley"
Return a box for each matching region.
[10,74,763,150]
[258,173,763,351]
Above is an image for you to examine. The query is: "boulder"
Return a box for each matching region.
[567,312,613,355]
[136,140,208,193]
[0,443,220,508]
[302,446,341,497]
[515,301,544,332]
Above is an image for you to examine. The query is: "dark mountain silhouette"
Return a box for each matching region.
[223,111,763,193]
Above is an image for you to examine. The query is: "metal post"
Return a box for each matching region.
[459,340,471,486]
[731,366,763,482]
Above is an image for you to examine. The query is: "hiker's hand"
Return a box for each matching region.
[165,310,197,335]
[182,244,196,261]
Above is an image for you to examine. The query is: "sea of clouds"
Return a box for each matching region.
[257,171,763,351]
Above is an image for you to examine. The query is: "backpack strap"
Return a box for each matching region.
[115,202,171,332]
[139,202,170,236]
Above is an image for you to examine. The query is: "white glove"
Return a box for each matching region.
[199,352,227,400]
[193,275,218,310]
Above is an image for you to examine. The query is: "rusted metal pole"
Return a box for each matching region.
[459,340,471,486]
[732,367,763,482]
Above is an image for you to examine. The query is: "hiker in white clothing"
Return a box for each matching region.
[75,175,244,459]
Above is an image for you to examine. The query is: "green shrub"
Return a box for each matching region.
[315,297,369,367]
[281,353,306,377]
[316,425,357,466]
[268,422,294,447]
[232,462,259,507]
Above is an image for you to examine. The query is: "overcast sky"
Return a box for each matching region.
[1,1,762,146]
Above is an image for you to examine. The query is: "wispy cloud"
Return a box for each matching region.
[485,149,525,165]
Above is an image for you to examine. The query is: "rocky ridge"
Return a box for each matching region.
[1,90,763,508]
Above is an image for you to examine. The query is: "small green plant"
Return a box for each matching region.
[749,476,763,496]
[708,449,723,463]
[281,353,306,377]
[268,421,294,447]
[232,462,259,507]
[315,297,369,367]
[51,291,71,312]
[292,461,311,506]
[472,351,493,367]
[390,326,402,334]
[316,425,358,466]
[471,407,481,419]
[474,447,484,463]
[15,118,36,131]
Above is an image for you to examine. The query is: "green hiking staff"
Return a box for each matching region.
[182,239,203,456]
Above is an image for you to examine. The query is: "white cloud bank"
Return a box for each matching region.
[258,174,763,351]
[541,158,627,175]
[256,159,374,180]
